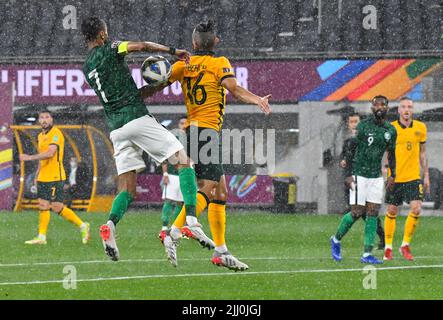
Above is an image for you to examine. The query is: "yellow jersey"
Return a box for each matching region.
[391,120,427,183]
[37,127,66,182]
[169,53,235,131]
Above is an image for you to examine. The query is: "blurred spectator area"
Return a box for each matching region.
[1,0,442,59]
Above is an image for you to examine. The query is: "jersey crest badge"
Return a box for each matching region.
[384,132,391,141]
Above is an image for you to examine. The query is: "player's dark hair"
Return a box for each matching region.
[81,17,106,42]
[38,109,52,117]
[372,95,389,106]
[192,20,217,50]
[347,112,360,119]
[399,96,412,102]
[179,116,187,121]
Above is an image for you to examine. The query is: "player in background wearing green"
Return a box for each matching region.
[331,95,397,264]
[159,117,187,240]
[81,17,214,262]
[339,112,385,249]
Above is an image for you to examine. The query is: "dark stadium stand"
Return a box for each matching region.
[1,0,442,60]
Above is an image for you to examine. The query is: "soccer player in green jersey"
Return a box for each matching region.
[331,95,397,264]
[81,17,214,262]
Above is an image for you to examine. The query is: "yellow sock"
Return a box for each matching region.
[384,212,397,248]
[173,191,208,228]
[59,207,83,228]
[208,202,226,247]
[403,212,420,245]
[38,210,50,236]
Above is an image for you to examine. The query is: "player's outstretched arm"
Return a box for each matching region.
[221,77,271,114]
[420,143,430,193]
[139,83,169,99]
[19,145,57,162]
[124,42,190,62]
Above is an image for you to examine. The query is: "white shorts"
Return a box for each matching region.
[162,174,183,202]
[110,115,184,176]
[349,175,384,205]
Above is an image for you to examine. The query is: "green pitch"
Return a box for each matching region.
[0,210,442,300]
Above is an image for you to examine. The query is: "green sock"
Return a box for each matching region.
[109,191,133,225]
[364,216,377,253]
[335,212,356,241]
[161,201,173,227]
[172,203,183,222]
[178,167,197,217]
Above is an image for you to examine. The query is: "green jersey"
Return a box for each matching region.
[82,40,150,131]
[351,116,397,178]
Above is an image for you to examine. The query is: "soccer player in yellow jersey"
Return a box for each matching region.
[383,97,429,261]
[19,110,90,245]
[151,20,271,271]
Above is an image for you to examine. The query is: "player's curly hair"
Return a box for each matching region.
[192,20,217,50]
[81,17,106,42]
[372,95,389,106]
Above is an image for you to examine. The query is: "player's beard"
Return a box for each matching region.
[373,109,387,120]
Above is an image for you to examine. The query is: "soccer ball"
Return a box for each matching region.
[141,55,172,86]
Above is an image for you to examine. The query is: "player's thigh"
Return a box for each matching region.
[110,129,146,176]
[51,201,64,213]
[385,182,404,207]
[37,181,64,204]
[349,175,368,206]
[404,180,424,206]
[366,177,384,205]
[126,115,184,165]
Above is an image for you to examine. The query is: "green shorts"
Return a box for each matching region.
[186,126,224,182]
[385,179,424,206]
[37,181,65,203]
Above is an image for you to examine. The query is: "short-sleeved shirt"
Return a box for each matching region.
[37,127,66,182]
[352,116,397,178]
[169,52,235,131]
[83,40,150,131]
[391,120,427,183]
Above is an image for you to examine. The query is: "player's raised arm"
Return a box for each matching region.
[122,41,190,62]
[221,77,271,114]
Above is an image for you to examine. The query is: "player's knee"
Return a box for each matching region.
[387,206,398,216]
[410,203,421,215]
[52,203,64,214]
[214,185,228,202]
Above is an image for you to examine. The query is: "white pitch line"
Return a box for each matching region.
[1,264,443,286]
[0,255,441,268]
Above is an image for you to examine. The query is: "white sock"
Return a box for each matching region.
[161,226,168,231]
[38,234,46,241]
[332,236,340,244]
[80,222,86,230]
[385,244,392,250]
[186,216,198,226]
[215,245,228,254]
[363,252,371,258]
[170,226,181,240]
[401,241,409,247]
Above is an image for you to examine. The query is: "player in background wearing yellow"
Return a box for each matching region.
[19,110,90,245]
[148,20,271,271]
[384,97,429,261]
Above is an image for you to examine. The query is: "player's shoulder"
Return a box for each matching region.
[413,120,427,130]
[50,127,64,139]
[213,55,231,66]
